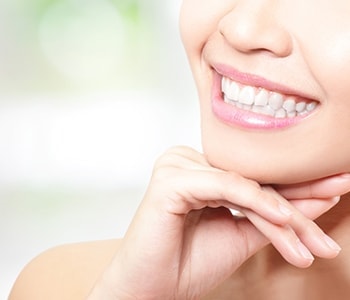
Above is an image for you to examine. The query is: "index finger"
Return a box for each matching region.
[274,173,350,200]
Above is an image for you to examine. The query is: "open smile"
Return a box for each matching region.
[211,66,320,130]
[221,76,318,119]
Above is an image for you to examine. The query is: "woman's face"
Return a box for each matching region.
[180,0,350,184]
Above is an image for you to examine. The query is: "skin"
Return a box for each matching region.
[9,1,350,299]
[180,0,350,184]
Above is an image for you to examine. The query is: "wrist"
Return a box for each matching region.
[86,267,142,300]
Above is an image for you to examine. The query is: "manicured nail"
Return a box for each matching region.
[279,204,293,216]
[324,235,342,252]
[296,240,314,261]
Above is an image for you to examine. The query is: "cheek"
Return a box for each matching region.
[179,1,211,52]
[179,0,232,62]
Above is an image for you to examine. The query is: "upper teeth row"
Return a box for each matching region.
[221,76,317,118]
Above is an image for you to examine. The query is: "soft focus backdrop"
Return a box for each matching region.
[0,0,201,297]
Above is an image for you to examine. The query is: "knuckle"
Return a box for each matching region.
[297,219,318,236]
[213,172,269,211]
[219,172,246,197]
[154,146,206,174]
[154,146,190,168]
[253,187,267,202]
[243,186,266,210]
[163,145,194,157]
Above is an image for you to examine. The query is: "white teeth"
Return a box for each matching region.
[282,97,296,112]
[236,102,243,109]
[275,108,287,118]
[252,105,275,117]
[307,102,317,111]
[226,80,240,101]
[239,86,255,105]
[221,76,318,119]
[269,92,283,110]
[255,89,269,106]
[295,102,306,112]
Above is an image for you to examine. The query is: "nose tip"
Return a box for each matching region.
[218,4,293,57]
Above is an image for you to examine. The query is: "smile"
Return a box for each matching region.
[221,76,318,119]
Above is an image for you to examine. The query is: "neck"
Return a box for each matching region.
[316,192,350,238]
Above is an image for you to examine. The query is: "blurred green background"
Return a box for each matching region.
[1,0,201,297]
[0,0,190,93]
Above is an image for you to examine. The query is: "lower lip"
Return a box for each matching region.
[211,73,310,130]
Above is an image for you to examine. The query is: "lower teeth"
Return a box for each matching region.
[224,95,311,118]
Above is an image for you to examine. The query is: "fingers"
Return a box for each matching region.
[155,146,212,169]
[243,211,314,267]
[275,173,350,200]
[151,146,345,270]
[151,147,296,226]
[243,211,338,268]
[242,194,341,268]
[289,196,340,220]
[155,168,293,226]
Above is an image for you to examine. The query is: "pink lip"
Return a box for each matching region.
[213,64,316,99]
[211,65,317,130]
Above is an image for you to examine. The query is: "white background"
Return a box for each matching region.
[1,0,202,297]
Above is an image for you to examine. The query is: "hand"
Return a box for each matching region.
[88,146,350,300]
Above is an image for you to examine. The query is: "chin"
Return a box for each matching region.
[203,146,337,186]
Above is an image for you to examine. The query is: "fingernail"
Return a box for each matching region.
[279,204,293,216]
[324,234,342,252]
[331,196,341,203]
[296,239,314,261]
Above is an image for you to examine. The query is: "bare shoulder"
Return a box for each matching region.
[9,239,122,300]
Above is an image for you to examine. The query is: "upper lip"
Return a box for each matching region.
[213,63,319,102]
